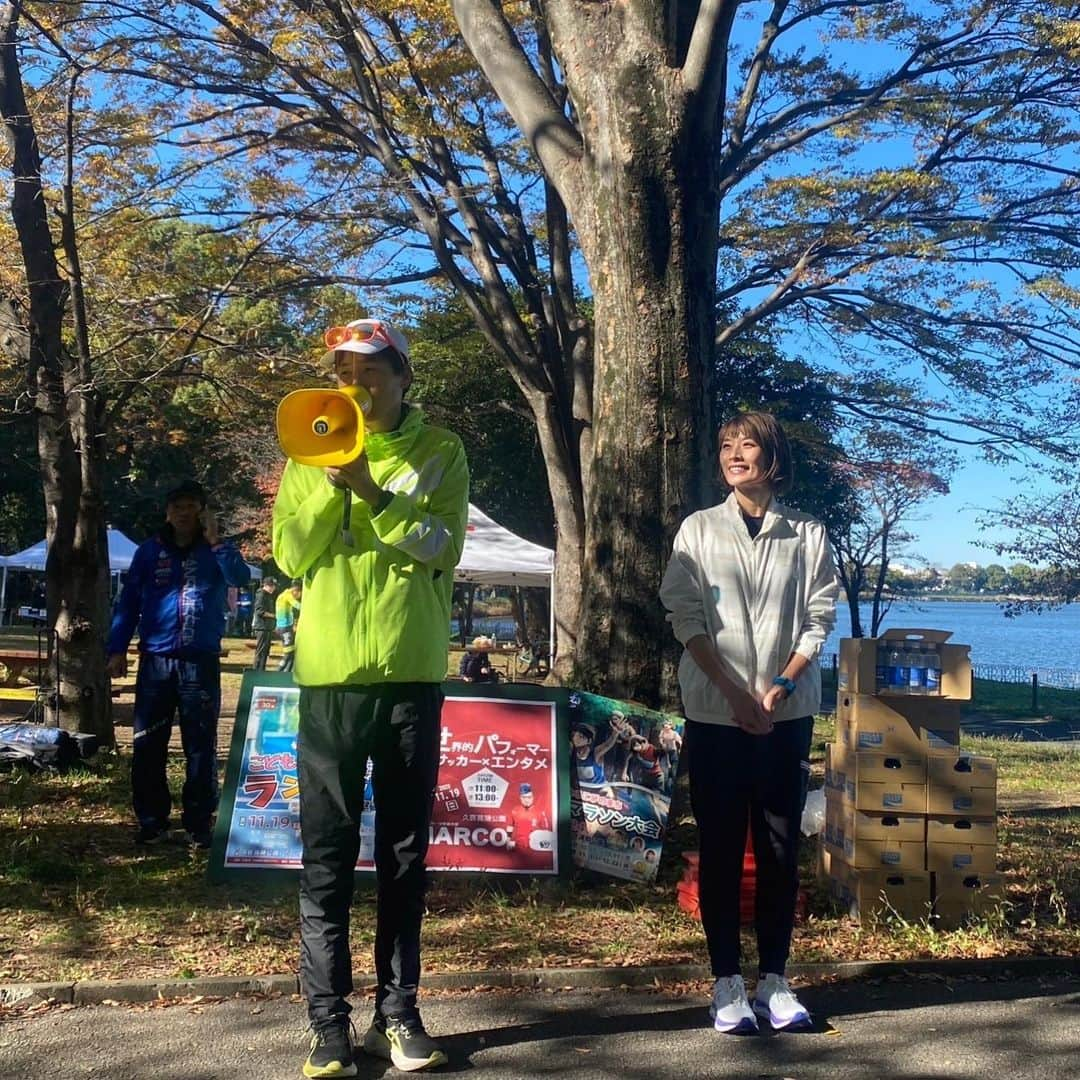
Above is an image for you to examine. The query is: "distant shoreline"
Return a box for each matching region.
[862,594,1056,605]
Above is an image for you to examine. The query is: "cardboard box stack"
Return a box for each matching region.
[822,629,1003,928]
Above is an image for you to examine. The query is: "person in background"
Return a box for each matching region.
[273,317,468,1077]
[252,577,278,670]
[225,586,239,637]
[275,579,303,672]
[458,635,496,682]
[236,588,254,637]
[106,480,251,848]
[660,411,838,1035]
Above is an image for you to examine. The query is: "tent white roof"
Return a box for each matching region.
[456,504,553,587]
[1,507,549,588]
[0,528,262,579]
[2,528,141,573]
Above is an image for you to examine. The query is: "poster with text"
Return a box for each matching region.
[221,681,304,868]
[428,694,558,873]
[567,691,684,883]
[214,674,560,876]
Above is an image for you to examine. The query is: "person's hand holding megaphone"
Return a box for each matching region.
[325,452,385,507]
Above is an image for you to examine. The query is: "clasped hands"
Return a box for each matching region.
[325,454,382,505]
[727,683,789,735]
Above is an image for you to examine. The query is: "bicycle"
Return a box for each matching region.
[515,641,551,678]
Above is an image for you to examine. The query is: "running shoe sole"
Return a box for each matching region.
[302,1062,357,1079]
[752,1000,811,1029]
[364,1027,447,1072]
[709,1007,759,1034]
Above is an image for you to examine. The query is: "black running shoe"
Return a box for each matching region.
[303,1016,357,1078]
[186,828,212,850]
[363,1014,447,1072]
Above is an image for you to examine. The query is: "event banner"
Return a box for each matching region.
[211,674,569,879]
[567,691,684,883]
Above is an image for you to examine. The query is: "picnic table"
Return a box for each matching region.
[0,649,45,685]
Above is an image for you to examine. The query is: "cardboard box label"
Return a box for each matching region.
[927,755,997,816]
[828,859,932,924]
[824,832,926,870]
[826,744,929,812]
[855,780,927,813]
[825,798,926,842]
[927,843,997,874]
[837,694,961,757]
[827,743,927,782]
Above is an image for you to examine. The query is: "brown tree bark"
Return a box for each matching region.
[0,2,112,741]
[453,1,729,705]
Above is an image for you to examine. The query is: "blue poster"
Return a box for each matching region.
[223,684,304,867]
[567,691,684,883]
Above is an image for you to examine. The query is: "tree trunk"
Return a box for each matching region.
[835,552,864,638]
[524,387,583,679]
[510,587,528,647]
[870,526,890,637]
[450,1,729,705]
[463,583,477,640]
[39,418,112,739]
[0,3,113,741]
[849,592,864,639]
[570,84,719,705]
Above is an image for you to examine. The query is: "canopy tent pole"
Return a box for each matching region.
[0,565,7,626]
[548,563,556,659]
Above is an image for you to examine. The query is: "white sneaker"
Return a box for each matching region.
[752,972,811,1029]
[708,974,758,1033]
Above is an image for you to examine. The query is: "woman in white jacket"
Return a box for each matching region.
[660,411,838,1034]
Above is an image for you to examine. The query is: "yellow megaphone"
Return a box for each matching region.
[275,385,372,467]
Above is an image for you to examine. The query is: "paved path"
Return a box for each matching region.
[960,714,1080,744]
[1,973,1076,1079]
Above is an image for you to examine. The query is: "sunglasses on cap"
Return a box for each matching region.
[324,321,401,353]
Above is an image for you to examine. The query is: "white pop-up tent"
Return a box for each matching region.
[456,503,555,649]
[0,528,263,622]
[2,528,142,574]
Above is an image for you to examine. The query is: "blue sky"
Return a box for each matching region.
[905,455,1021,569]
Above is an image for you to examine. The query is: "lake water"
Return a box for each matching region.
[826,600,1080,687]
[451,617,520,645]
[459,600,1080,686]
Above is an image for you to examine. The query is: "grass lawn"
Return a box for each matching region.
[1,711,1076,984]
[968,676,1080,721]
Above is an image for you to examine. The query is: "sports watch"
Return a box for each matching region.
[772,675,797,697]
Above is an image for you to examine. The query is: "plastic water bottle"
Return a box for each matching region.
[908,645,926,695]
[925,646,942,695]
[875,642,888,691]
[888,645,908,694]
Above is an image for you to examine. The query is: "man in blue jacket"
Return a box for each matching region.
[107,480,251,847]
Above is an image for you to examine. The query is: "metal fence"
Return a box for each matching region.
[971,663,1080,691]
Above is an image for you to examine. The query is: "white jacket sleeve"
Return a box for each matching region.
[792,521,839,661]
[660,521,709,645]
